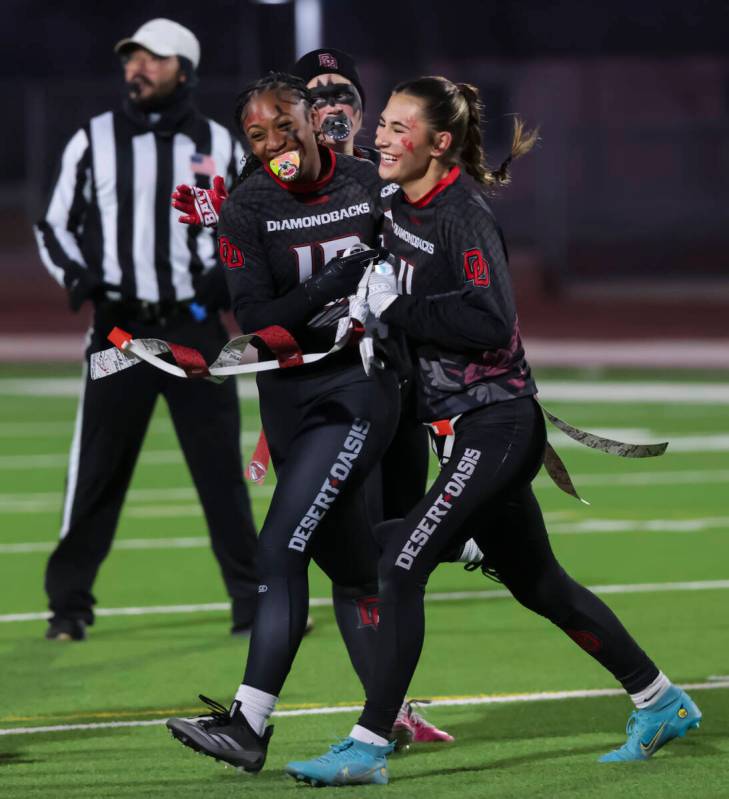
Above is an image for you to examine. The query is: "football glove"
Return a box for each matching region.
[172,175,228,227]
[303,247,382,306]
[366,265,399,318]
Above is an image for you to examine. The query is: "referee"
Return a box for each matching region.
[34,18,258,641]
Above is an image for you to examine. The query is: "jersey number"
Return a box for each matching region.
[463,248,489,287]
[219,236,244,269]
[291,235,362,282]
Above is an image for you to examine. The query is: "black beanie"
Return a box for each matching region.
[291,48,366,109]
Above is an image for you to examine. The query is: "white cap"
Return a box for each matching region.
[115,18,200,69]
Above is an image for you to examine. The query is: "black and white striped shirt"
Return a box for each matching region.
[34,102,243,303]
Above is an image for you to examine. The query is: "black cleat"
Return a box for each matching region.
[166,695,273,773]
[45,617,87,641]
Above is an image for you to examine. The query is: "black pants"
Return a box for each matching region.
[242,360,400,696]
[359,396,659,738]
[45,309,259,626]
[380,385,429,521]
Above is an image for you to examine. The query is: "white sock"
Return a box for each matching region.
[234,684,278,736]
[349,724,389,746]
[457,538,483,564]
[630,671,671,709]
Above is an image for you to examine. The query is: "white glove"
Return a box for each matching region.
[366,269,399,318]
[348,295,369,324]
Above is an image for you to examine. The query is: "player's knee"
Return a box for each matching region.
[331,581,378,601]
[255,543,308,579]
[377,555,424,600]
[372,519,403,550]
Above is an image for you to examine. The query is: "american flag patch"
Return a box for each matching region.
[318,52,338,70]
[190,153,216,176]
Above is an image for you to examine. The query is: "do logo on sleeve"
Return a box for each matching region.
[218,236,244,269]
[463,248,489,286]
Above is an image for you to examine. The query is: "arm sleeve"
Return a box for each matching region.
[217,193,317,334]
[381,203,514,351]
[33,128,92,287]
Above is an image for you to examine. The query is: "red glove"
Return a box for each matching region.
[171,175,229,227]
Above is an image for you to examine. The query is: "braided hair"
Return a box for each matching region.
[392,76,539,188]
[232,72,315,184]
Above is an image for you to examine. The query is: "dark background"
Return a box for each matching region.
[1,0,728,346]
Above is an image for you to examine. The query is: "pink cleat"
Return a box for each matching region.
[391,700,455,751]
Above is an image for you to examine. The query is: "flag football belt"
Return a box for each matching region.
[426,415,463,465]
[426,403,668,504]
[88,299,367,383]
[92,324,343,487]
[89,274,375,485]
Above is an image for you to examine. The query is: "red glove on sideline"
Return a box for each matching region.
[171,174,228,227]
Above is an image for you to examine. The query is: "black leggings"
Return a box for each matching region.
[243,362,400,695]
[359,396,659,738]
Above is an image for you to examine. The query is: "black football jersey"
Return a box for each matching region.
[380,167,537,422]
[217,147,383,357]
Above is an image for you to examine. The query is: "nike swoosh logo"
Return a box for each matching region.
[640,721,667,756]
[334,765,383,785]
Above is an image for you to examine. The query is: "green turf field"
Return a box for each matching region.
[1,365,728,798]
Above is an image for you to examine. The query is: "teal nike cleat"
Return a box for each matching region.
[599,685,702,762]
[285,737,394,786]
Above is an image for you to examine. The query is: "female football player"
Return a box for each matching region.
[285,76,702,786]
[165,72,401,773]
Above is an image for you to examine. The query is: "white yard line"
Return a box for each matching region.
[546,431,729,452]
[4,377,729,403]
[525,339,729,369]
[2,430,729,472]
[537,381,729,404]
[550,517,729,534]
[1,515,727,555]
[0,377,259,399]
[1,469,728,513]
[0,537,211,554]
[536,468,729,488]
[2,579,728,624]
[0,680,726,737]
[0,422,262,447]
[0,437,265,471]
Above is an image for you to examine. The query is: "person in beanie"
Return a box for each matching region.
[291,48,371,159]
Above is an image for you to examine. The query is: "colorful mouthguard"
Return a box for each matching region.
[269,150,301,182]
